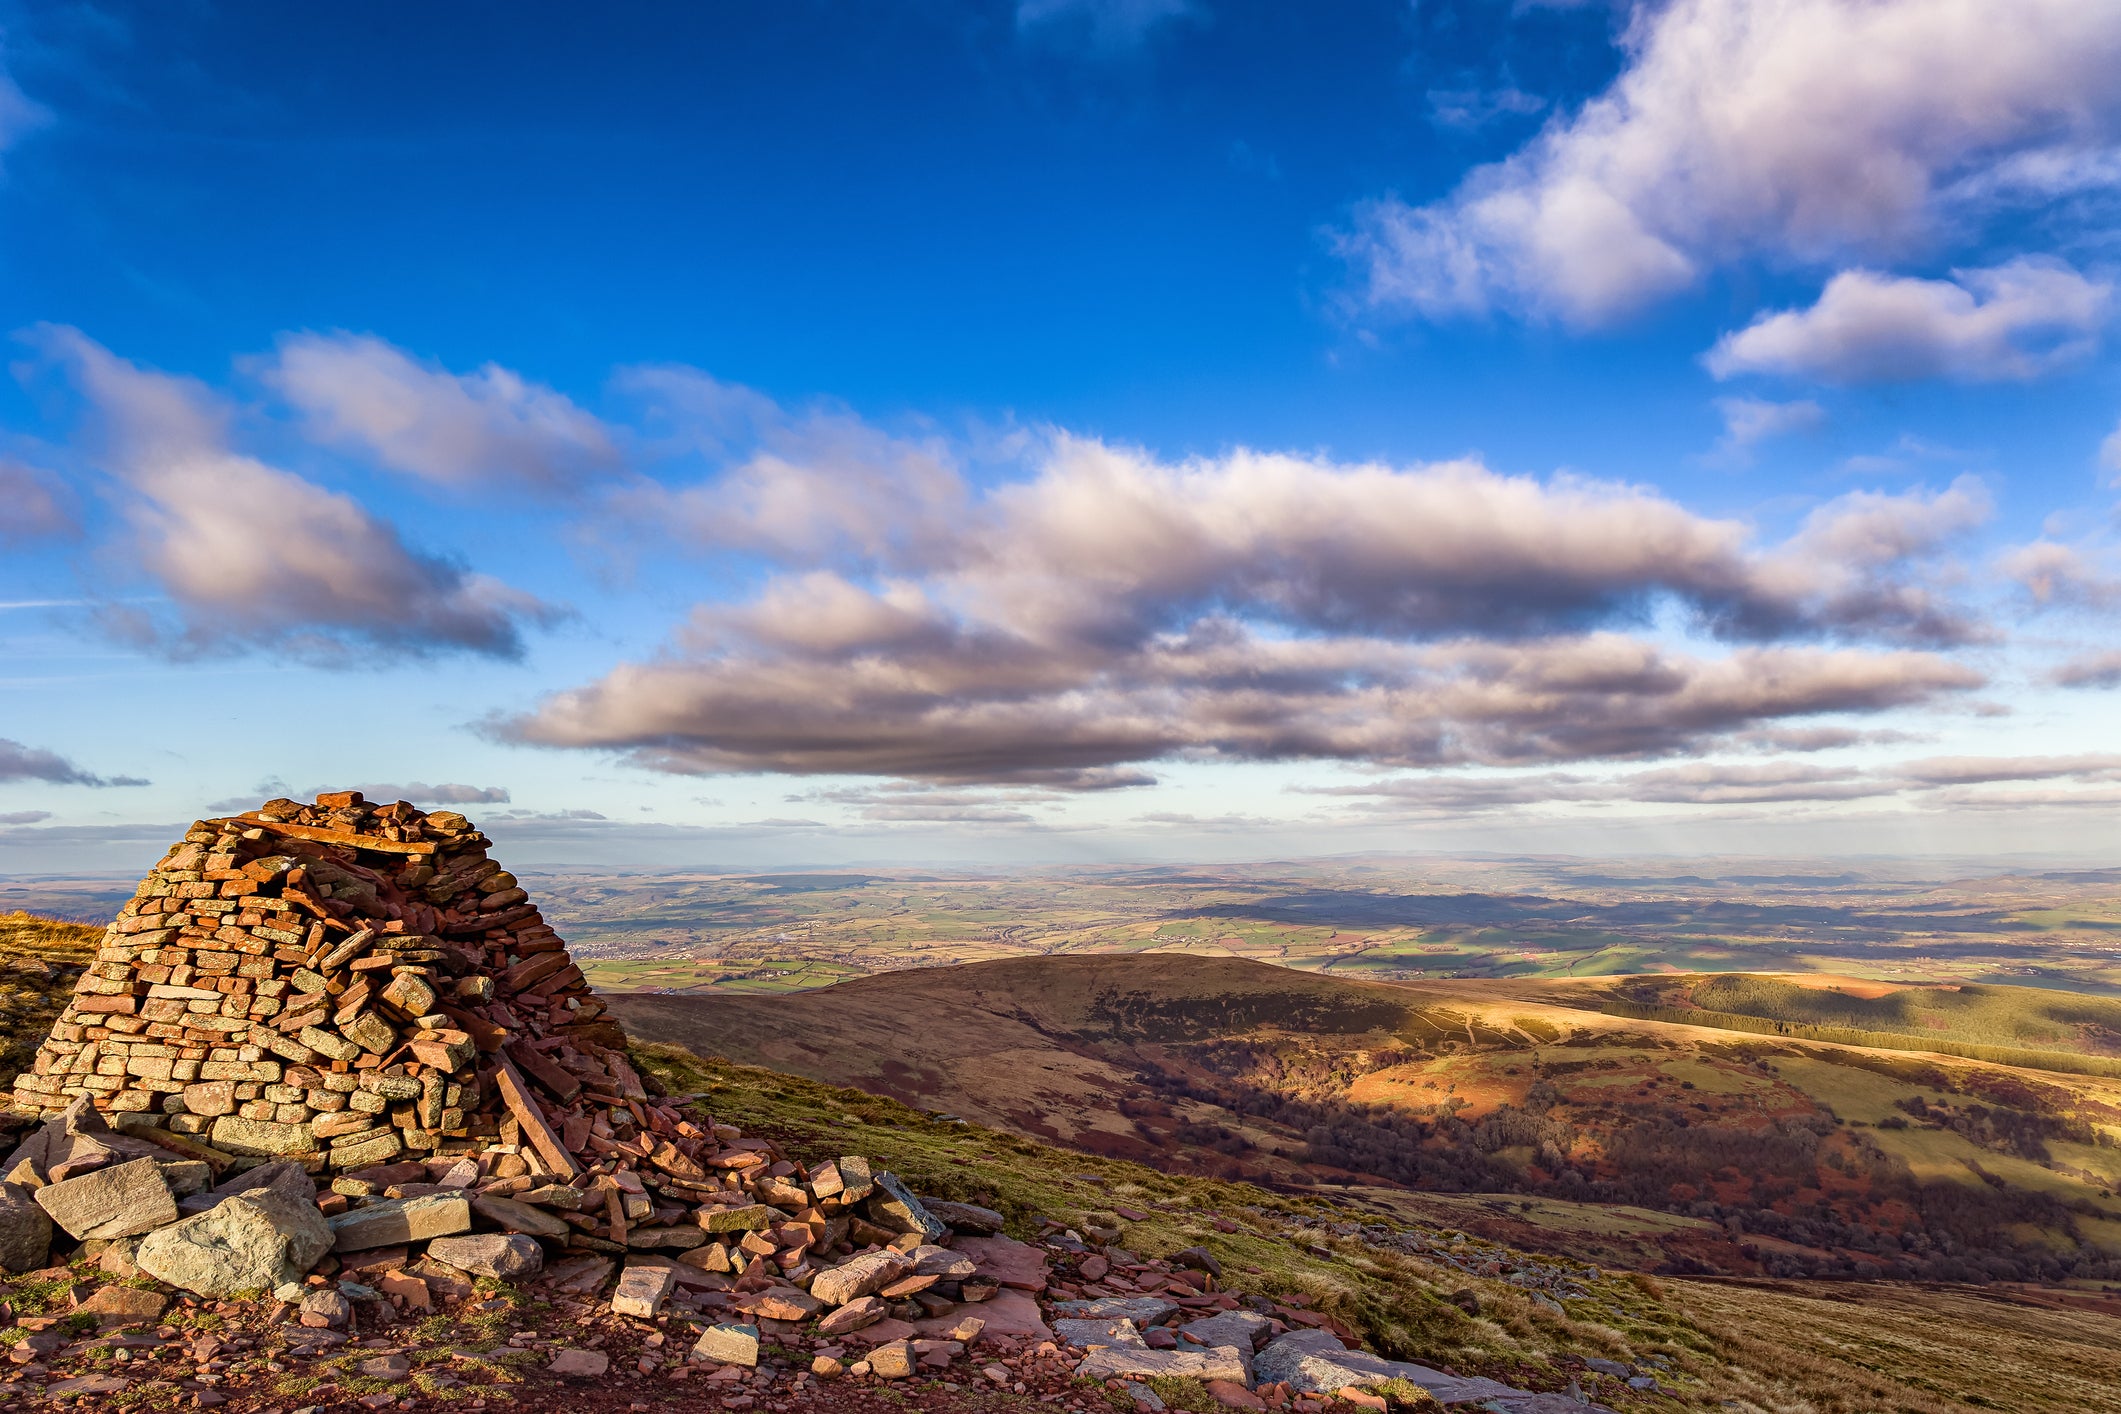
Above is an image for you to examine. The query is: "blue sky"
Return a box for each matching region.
[4,0,2121,872]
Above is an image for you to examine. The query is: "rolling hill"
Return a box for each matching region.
[610,954,2121,1284]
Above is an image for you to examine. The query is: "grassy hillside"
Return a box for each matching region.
[0,912,96,1084]
[632,1043,2121,1413]
[0,912,2116,1410]
[611,955,2121,1284]
[1597,974,2121,1063]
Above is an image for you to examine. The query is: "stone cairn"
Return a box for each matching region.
[0,792,992,1354]
[12,789,625,1165]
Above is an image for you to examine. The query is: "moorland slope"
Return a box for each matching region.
[611,955,2121,1284]
[4,912,2119,1412]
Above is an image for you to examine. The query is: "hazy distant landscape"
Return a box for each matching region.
[14,852,2121,1000]
[386,855,2121,999]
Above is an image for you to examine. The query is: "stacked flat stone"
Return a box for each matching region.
[10,790,623,1172]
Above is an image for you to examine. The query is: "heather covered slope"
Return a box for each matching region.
[609,956,1432,1173]
[610,955,2121,1283]
[653,1046,2121,1414]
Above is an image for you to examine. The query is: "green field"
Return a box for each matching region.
[1569,973,2121,1076]
[1685,974,2121,1054]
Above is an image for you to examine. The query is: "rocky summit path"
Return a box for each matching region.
[0,1204,1619,1414]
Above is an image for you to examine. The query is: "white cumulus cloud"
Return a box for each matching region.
[500,388,1994,788]
[260,332,620,492]
[31,327,559,662]
[1340,0,2121,326]
[1707,260,2111,383]
[1712,396,1824,461]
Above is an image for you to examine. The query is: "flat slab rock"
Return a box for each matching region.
[913,1289,1050,1342]
[1180,1309,1273,1352]
[427,1233,543,1280]
[1076,1343,1252,1387]
[34,1157,177,1240]
[549,1348,609,1377]
[923,1199,1005,1235]
[1252,1330,1613,1410]
[1056,1317,1146,1350]
[909,1243,977,1278]
[842,1317,921,1348]
[1486,1397,1622,1414]
[1051,1295,1178,1325]
[693,1323,761,1367]
[472,1194,571,1239]
[952,1234,1048,1292]
[329,1194,470,1252]
[810,1249,912,1306]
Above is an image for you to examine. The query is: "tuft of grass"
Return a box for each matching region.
[1143,1376,1217,1412]
[3,1271,85,1316]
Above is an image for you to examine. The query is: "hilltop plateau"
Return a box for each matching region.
[3,909,2119,1414]
[8,857,2121,1414]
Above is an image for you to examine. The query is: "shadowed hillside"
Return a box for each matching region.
[611,954,2121,1284]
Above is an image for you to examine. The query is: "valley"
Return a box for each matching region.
[609,956,2121,1286]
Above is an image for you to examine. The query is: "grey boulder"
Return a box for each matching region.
[1253,1329,1526,1405]
[1055,1317,1146,1350]
[923,1200,1005,1235]
[864,1172,948,1243]
[0,1181,52,1273]
[136,1186,333,1298]
[1051,1296,1179,1325]
[1075,1344,1251,1386]
[1178,1309,1273,1353]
